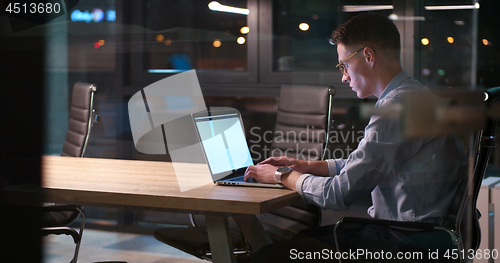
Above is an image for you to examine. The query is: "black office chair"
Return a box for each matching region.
[61,82,98,157]
[154,85,336,262]
[269,85,336,161]
[332,87,500,263]
[43,82,97,263]
[257,85,336,241]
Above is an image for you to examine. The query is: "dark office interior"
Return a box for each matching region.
[1,0,500,262]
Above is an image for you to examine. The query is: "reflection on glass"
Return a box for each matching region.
[418,0,477,89]
[272,0,393,72]
[272,0,339,72]
[145,0,248,72]
[67,0,116,71]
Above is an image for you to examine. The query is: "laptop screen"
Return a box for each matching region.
[193,113,254,178]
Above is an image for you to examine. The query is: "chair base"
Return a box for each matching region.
[154,226,253,262]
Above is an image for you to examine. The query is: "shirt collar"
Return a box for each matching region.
[378,71,411,101]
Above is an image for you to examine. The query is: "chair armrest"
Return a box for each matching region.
[42,227,82,244]
[333,217,462,257]
[40,204,82,213]
[338,217,437,231]
[41,205,85,227]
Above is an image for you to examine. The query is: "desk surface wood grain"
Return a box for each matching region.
[41,156,301,215]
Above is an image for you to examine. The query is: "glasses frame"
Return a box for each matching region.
[336,47,365,75]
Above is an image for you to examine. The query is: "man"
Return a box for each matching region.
[245,12,466,262]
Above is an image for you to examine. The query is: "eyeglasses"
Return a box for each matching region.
[336,47,365,75]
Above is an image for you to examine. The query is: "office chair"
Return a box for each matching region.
[257,85,336,241]
[61,82,98,157]
[269,85,336,161]
[332,87,500,263]
[43,82,97,263]
[154,85,336,262]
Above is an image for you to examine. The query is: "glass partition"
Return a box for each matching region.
[271,0,339,73]
[3,0,493,260]
[130,0,258,85]
[67,0,116,72]
[417,0,478,90]
[144,0,248,72]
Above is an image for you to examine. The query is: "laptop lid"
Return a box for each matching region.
[192,108,254,182]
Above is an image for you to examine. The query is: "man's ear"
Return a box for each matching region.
[364,47,376,64]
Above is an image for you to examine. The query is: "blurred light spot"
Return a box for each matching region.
[92,8,104,22]
[438,69,446,76]
[94,42,100,48]
[98,39,105,46]
[483,39,489,46]
[240,26,249,34]
[156,34,164,42]
[422,68,430,76]
[164,39,172,46]
[237,37,246,44]
[447,37,454,44]
[454,20,465,25]
[106,10,116,21]
[388,14,425,21]
[312,14,319,20]
[421,38,429,45]
[213,39,221,48]
[299,23,309,31]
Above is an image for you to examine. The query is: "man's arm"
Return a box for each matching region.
[243,160,329,191]
[281,170,303,191]
[258,156,330,176]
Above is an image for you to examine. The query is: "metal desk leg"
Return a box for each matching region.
[205,215,236,263]
[233,214,273,252]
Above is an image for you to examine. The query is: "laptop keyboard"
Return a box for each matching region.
[225,175,245,182]
[224,175,259,183]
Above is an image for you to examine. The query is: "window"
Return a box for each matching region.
[129,0,258,85]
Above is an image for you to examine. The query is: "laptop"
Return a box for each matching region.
[192,108,284,188]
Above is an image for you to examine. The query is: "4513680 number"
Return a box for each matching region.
[5,2,61,14]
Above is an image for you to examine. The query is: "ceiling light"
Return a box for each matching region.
[425,4,479,10]
[208,1,249,15]
[343,5,393,12]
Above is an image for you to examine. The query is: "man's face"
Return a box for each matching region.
[336,44,374,98]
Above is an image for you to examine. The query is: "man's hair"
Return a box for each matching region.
[329,12,400,52]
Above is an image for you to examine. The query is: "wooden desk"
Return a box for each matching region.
[40,156,301,263]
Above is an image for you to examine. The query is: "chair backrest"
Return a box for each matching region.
[259,85,336,238]
[270,85,335,161]
[455,87,500,251]
[61,82,97,157]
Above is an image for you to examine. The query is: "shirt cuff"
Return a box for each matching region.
[326,159,337,176]
[295,173,311,197]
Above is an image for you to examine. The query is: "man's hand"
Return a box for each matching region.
[244,163,304,191]
[245,156,329,191]
[244,164,279,184]
[258,156,309,173]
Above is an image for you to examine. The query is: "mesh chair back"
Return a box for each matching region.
[61,82,97,157]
